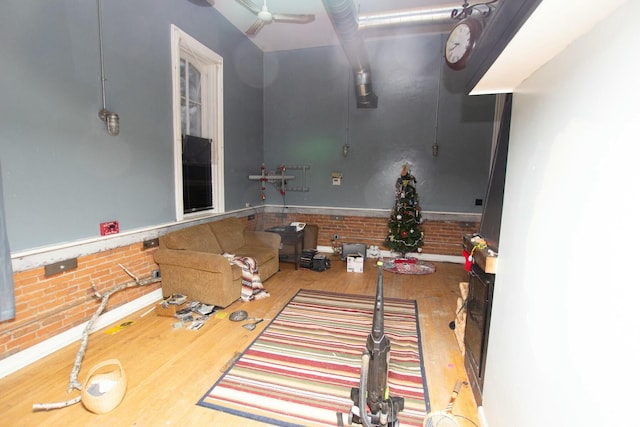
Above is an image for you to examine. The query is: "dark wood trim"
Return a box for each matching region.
[457,0,544,94]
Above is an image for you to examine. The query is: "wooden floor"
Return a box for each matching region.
[0,257,479,427]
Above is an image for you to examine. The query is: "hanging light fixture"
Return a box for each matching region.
[343,71,350,158]
[432,37,444,157]
[97,0,119,136]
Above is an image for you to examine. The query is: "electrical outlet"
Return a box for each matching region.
[143,238,159,249]
[100,221,119,236]
[152,269,161,279]
[44,258,78,277]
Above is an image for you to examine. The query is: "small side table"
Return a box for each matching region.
[266,226,304,270]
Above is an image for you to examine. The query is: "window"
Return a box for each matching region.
[171,25,224,219]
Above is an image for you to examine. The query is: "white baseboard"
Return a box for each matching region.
[0,289,163,380]
[478,405,489,427]
[316,246,465,264]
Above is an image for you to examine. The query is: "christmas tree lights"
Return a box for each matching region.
[384,164,424,256]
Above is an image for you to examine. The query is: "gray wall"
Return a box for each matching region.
[1,0,494,253]
[262,34,496,211]
[0,0,263,251]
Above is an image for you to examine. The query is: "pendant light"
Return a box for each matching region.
[343,71,350,158]
[432,37,443,157]
[97,0,119,136]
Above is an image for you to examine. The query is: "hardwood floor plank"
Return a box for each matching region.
[0,257,478,426]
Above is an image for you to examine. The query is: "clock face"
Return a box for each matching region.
[446,24,471,63]
[445,19,481,70]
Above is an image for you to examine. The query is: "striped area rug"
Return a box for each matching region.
[198,289,429,426]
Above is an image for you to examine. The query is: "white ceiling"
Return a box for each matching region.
[197,0,628,94]
[202,0,459,52]
[472,0,626,94]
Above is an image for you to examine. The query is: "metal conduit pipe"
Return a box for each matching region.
[357,5,457,30]
[322,0,378,108]
[323,1,458,108]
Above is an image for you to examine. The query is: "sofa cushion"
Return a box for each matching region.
[208,218,246,253]
[162,224,223,253]
[234,245,277,267]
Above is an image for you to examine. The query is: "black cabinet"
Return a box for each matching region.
[464,263,495,405]
[462,94,511,404]
[266,226,304,270]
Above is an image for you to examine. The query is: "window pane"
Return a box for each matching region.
[189,102,201,137]
[188,64,201,103]
[181,98,187,134]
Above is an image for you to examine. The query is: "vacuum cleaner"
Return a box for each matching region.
[341,262,404,427]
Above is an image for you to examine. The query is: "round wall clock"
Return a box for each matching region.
[444,18,483,70]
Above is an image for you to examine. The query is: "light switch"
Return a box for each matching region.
[331,172,342,186]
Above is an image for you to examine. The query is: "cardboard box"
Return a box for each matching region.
[341,243,366,260]
[346,254,364,273]
[156,301,187,317]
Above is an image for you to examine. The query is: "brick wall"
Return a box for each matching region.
[1,243,160,360]
[1,211,477,362]
[261,212,479,256]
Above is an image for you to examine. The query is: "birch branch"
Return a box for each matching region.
[66,280,128,392]
[32,396,82,411]
[66,271,160,393]
[31,264,160,411]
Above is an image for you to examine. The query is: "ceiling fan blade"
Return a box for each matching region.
[272,13,315,24]
[245,18,266,35]
[186,0,212,7]
[236,0,261,15]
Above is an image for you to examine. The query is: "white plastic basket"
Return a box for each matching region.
[81,359,127,414]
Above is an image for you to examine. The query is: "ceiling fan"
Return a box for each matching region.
[236,0,315,36]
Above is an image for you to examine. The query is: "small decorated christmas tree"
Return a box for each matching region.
[384,164,424,256]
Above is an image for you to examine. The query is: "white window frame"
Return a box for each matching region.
[170,24,224,220]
